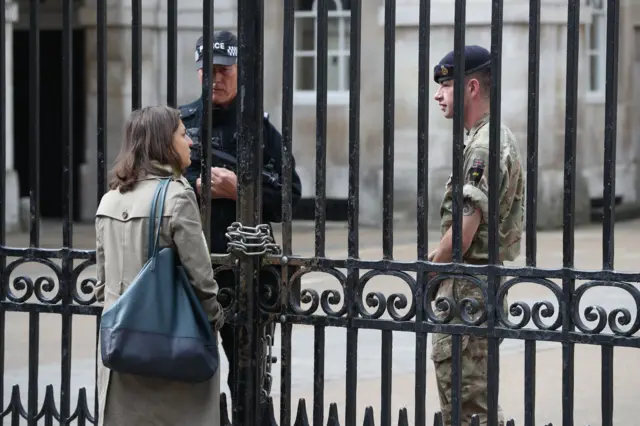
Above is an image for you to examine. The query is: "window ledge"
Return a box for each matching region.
[584,92,606,105]
[294,91,350,105]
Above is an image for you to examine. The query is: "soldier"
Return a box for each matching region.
[428,45,525,425]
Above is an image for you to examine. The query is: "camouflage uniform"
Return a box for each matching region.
[432,111,525,425]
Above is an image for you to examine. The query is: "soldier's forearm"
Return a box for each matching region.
[432,205,482,263]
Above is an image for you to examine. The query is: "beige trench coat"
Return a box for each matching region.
[94,168,224,426]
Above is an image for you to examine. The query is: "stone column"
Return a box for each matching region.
[4,1,19,232]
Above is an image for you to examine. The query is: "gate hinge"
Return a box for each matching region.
[225,222,282,257]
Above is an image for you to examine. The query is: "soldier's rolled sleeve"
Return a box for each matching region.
[462,146,503,225]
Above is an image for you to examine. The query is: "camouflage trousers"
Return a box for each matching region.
[430,275,508,426]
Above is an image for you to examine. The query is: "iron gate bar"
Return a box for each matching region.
[382,0,395,261]
[381,0,396,423]
[29,0,40,247]
[200,0,214,244]
[313,1,329,425]
[601,1,620,425]
[346,0,363,425]
[415,1,430,424]
[345,0,362,425]
[416,0,430,259]
[451,0,465,266]
[131,0,141,110]
[602,0,619,274]
[167,0,178,107]
[488,1,504,425]
[280,1,295,422]
[451,1,466,422]
[313,321,325,426]
[525,0,540,268]
[315,0,328,258]
[562,1,580,424]
[0,0,5,413]
[26,0,41,423]
[97,0,107,202]
[61,0,75,421]
[236,0,264,423]
[525,12,541,415]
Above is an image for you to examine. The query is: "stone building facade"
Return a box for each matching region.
[3,0,640,231]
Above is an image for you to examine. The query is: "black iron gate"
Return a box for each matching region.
[0,0,636,425]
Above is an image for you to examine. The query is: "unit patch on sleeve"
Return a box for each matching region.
[468,158,485,185]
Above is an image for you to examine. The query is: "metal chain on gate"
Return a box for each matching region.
[260,322,275,401]
[225,221,280,402]
[225,222,282,256]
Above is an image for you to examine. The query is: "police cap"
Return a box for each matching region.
[195,30,238,69]
[433,45,491,84]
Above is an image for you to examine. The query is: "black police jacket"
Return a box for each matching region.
[179,96,302,257]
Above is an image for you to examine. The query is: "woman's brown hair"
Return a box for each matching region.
[109,105,183,193]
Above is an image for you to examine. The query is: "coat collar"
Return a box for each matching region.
[139,162,182,181]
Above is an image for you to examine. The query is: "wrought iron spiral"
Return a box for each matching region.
[496,277,563,330]
[2,258,62,304]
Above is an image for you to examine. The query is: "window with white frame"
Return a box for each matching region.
[585,0,606,97]
[294,0,351,100]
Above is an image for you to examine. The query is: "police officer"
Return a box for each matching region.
[179,30,303,413]
[428,45,525,425]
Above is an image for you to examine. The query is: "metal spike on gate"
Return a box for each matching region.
[261,395,278,425]
[39,384,60,421]
[362,406,375,425]
[397,408,408,426]
[506,420,516,426]
[327,403,341,426]
[470,414,480,426]
[74,387,92,424]
[3,385,27,421]
[433,411,443,426]
[293,398,309,426]
[219,392,231,425]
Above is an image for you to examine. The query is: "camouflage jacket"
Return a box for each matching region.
[439,113,525,262]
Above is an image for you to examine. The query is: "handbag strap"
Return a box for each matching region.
[146,181,163,257]
[147,178,172,260]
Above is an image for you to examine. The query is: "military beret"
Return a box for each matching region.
[433,45,491,84]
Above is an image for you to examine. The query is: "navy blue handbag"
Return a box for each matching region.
[100,177,219,383]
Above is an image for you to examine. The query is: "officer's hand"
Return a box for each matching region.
[211,167,238,200]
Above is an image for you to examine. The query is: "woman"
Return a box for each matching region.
[94,105,224,426]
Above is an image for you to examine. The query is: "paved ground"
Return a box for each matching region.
[2,218,640,425]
